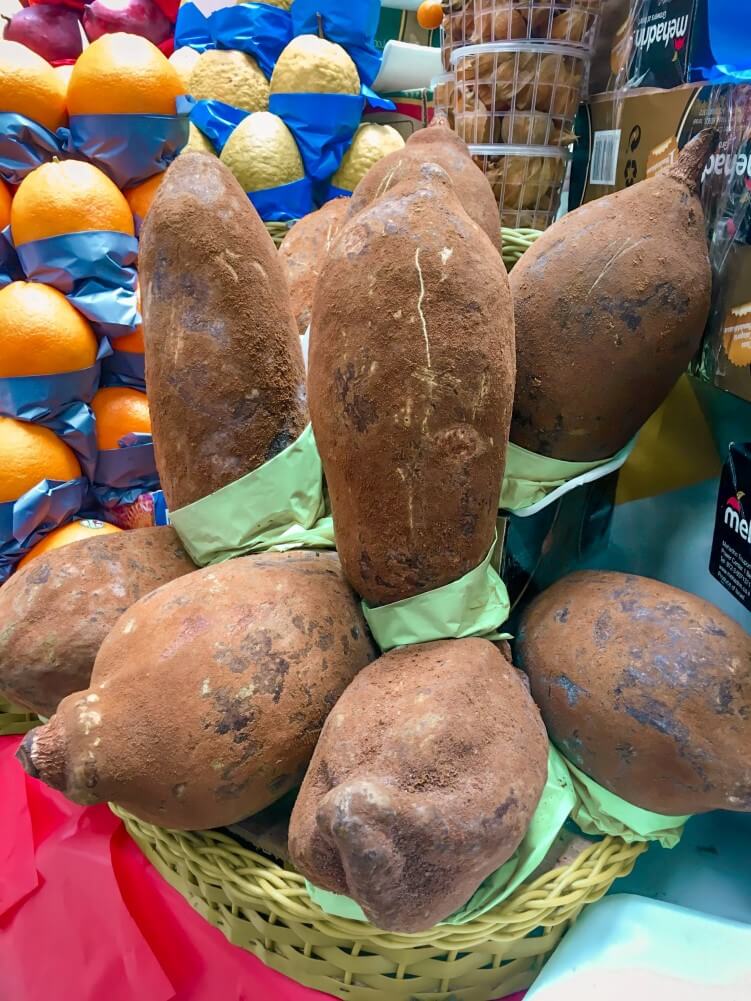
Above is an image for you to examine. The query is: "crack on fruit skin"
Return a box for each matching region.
[414,247,431,369]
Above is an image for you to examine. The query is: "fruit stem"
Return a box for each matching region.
[666,128,719,194]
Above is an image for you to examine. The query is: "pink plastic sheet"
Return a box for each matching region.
[0,736,526,1001]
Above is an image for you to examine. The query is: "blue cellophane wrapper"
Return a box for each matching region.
[174,1,214,50]
[101,350,146,391]
[64,112,189,189]
[182,96,248,152]
[269,92,364,181]
[322,184,353,202]
[16,231,139,340]
[92,433,159,507]
[175,2,292,78]
[0,342,109,481]
[0,478,87,582]
[0,226,23,288]
[291,0,382,87]
[0,338,110,414]
[0,113,65,185]
[690,0,751,82]
[248,177,314,221]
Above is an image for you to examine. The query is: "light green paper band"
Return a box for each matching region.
[500,440,634,512]
[169,424,334,567]
[306,747,689,925]
[306,747,576,925]
[361,534,511,652]
[566,758,689,850]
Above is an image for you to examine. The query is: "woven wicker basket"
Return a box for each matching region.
[0,694,38,737]
[113,805,644,1001]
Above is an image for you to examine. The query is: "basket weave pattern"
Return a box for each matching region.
[0,695,39,737]
[112,806,644,1001]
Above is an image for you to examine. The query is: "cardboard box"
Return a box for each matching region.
[571,84,751,405]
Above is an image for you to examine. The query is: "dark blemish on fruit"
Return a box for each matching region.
[624,699,689,745]
[555,674,588,707]
[554,607,569,623]
[593,610,612,648]
[350,625,361,640]
[252,655,290,704]
[705,621,727,638]
[334,363,378,432]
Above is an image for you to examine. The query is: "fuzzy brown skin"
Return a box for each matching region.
[18,551,377,830]
[347,114,502,253]
[309,162,514,605]
[288,639,548,932]
[278,199,349,335]
[510,129,717,460]
[139,152,307,511]
[516,570,751,815]
[0,528,195,717]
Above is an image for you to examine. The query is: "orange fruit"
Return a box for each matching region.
[67,33,183,116]
[0,40,67,133]
[125,172,164,222]
[0,177,10,231]
[92,386,151,450]
[114,322,145,353]
[417,0,444,30]
[0,417,81,502]
[18,518,122,569]
[0,282,98,377]
[11,159,135,246]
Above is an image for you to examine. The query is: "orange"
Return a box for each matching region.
[0,417,81,502]
[0,40,67,133]
[125,172,164,223]
[417,1,443,30]
[18,518,122,569]
[11,159,135,246]
[67,33,183,116]
[114,322,145,353]
[0,177,10,231]
[0,282,98,377]
[92,386,151,450]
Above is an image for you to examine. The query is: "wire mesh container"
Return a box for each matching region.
[452,42,588,138]
[470,143,569,228]
[443,0,603,59]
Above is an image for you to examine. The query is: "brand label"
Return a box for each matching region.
[628,0,696,89]
[634,15,690,53]
[709,441,751,612]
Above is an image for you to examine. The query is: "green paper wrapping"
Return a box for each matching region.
[305,747,576,925]
[500,440,635,512]
[361,534,511,652]
[169,424,334,566]
[566,758,689,850]
[305,746,689,925]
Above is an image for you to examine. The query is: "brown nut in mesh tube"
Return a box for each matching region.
[455,84,494,143]
[471,3,529,44]
[532,53,583,117]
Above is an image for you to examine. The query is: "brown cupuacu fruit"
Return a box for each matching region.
[516,570,751,815]
[347,113,502,254]
[510,129,717,460]
[0,527,195,717]
[289,638,549,933]
[18,551,377,830]
[309,162,514,605]
[139,152,307,511]
[278,198,349,335]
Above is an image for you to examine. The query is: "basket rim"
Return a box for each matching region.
[111,803,646,949]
